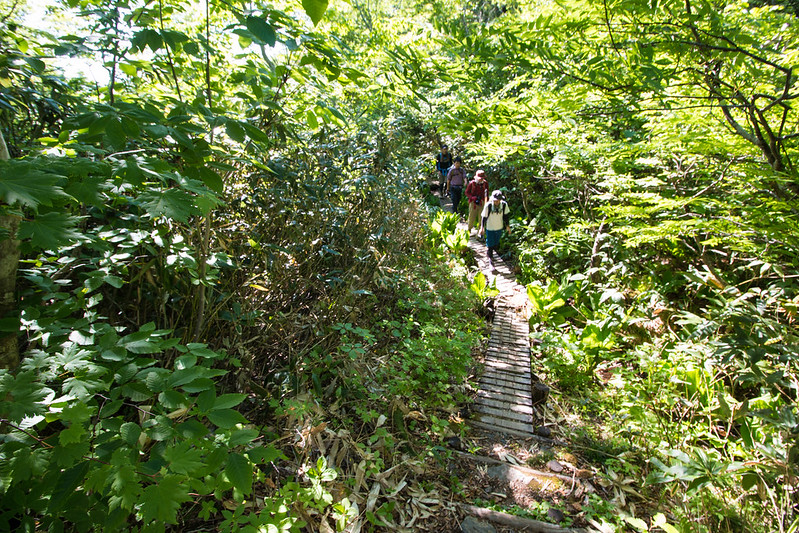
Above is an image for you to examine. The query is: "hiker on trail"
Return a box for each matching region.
[445,156,466,214]
[435,145,453,196]
[478,190,510,271]
[466,169,489,234]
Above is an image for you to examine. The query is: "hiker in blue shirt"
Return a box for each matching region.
[435,145,453,197]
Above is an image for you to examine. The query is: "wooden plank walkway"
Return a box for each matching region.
[437,194,537,438]
[469,245,537,438]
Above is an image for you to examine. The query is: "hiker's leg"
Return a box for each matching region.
[452,187,462,214]
[467,202,479,231]
[485,229,500,269]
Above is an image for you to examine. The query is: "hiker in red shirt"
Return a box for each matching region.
[466,170,489,234]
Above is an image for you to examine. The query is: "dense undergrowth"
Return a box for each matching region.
[477,144,799,532]
[0,109,487,531]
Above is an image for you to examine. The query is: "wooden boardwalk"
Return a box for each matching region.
[466,231,538,438]
[437,190,539,438]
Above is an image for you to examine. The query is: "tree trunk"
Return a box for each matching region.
[0,129,19,369]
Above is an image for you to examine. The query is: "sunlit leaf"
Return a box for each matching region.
[301,0,328,25]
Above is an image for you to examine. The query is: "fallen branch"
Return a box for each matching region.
[452,450,579,485]
[459,503,588,533]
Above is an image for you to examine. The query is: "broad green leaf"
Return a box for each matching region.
[106,118,127,148]
[623,515,648,531]
[109,463,141,511]
[0,161,68,208]
[120,422,142,446]
[245,445,285,464]
[163,442,205,475]
[198,166,224,194]
[64,175,109,206]
[23,57,46,73]
[229,428,259,446]
[140,475,191,524]
[214,393,247,409]
[197,388,216,413]
[245,16,276,46]
[119,62,137,76]
[225,120,246,143]
[207,408,248,428]
[170,366,225,388]
[225,453,253,495]
[652,513,680,533]
[239,122,271,144]
[139,189,198,222]
[0,371,50,422]
[174,354,197,370]
[120,330,162,355]
[47,461,90,513]
[158,390,186,409]
[301,0,328,25]
[18,212,84,250]
[145,29,163,52]
[59,420,87,445]
[306,109,318,130]
[176,419,209,439]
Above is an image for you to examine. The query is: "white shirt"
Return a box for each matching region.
[481,200,509,231]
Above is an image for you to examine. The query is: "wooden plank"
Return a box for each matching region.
[475,396,535,415]
[474,403,534,424]
[470,418,535,438]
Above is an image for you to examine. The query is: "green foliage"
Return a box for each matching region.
[0,312,291,530]
[428,209,470,256]
[430,210,460,240]
[469,271,499,301]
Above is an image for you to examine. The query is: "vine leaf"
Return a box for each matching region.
[109,463,141,511]
[18,212,84,251]
[0,161,69,208]
[140,475,191,524]
[139,189,197,222]
[164,442,205,475]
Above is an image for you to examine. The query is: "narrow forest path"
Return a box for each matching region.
[439,194,544,438]
[438,195,588,533]
[463,222,542,439]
